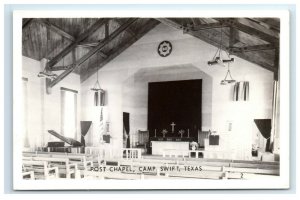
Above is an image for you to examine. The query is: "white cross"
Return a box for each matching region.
[170,122,176,133]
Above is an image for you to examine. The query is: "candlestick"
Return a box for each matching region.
[188,129,189,138]
[155,129,157,137]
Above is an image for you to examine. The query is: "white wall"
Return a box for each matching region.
[22,56,81,150]
[81,23,274,160]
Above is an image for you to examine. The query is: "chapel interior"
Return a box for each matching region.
[21,17,280,180]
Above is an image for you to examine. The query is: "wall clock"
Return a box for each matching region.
[157,41,172,57]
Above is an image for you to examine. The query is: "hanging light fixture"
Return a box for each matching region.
[207,26,234,67]
[37,24,58,80]
[220,63,236,85]
[207,25,236,85]
[91,52,105,106]
[37,71,57,80]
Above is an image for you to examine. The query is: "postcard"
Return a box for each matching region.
[13,9,290,190]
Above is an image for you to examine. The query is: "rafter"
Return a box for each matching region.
[48,18,138,88]
[243,18,279,37]
[214,18,279,47]
[37,19,108,58]
[77,41,100,48]
[229,27,239,47]
[48,65,72,71]
[190,18,197,27]
[156,18,182,30]
[105,21,109,38]
[115,18,136,39]
[36,19,75,42]
[46,18,109,70]
[252,18,280,32]
[188,22,229,31]
[81,19,160,82]
[227,44,276,53]
[22,18,33,29]
[157,18,277,73]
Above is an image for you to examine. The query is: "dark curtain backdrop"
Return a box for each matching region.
[148,79,202,140]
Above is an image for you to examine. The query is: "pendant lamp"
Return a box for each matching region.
[220,63,236,85]
[207,26,234,67]
[91,52,105,106]
[37,25,58,80]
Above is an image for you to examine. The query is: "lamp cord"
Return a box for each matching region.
[219,26,223,58]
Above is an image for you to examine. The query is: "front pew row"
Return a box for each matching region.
[22,151,280,180]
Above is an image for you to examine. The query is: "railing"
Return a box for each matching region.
[162,149,233,159]
[121,148,142,159]
[85,147,142,160]
[85,146,113,159]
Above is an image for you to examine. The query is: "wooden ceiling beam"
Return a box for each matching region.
[47,18,109,69]
[157,18,277,73]
[22,18,33,29]
[48,18,138,88]
[105,21,109,38]
[252,18,280,32]
[48,65,72,71]
[190,18,197,27]
[233,51,276,72]
[229,27,239,47]
[244,18,280,37]
[77,41,108,58]
[36,19,75,42]
[227,44,276,53]
[37,19,108,59]
[77,41,100,48]
[214,18,279,47]
[115,19,136,39]
[74,18,137,68]
[156,18,183,30]
[188,22,229,31]
[81,19,160,82]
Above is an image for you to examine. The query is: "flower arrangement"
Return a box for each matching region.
[190,141,199,150]
[161,129,168,138]
[178,129,185,138]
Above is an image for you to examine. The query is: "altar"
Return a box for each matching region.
[151,141,189,156]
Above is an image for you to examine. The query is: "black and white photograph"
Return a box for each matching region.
[12,10,290,190]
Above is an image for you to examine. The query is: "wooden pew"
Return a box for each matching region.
[103,157,279,180]
[83,171,142,180]
[82,163,225,180]
[22,160,58,180]
[229,162,279,169]
[23,152,94,171]
[82,170,192,180]
[226,172,280,180]
[138,156,279,170]
[82,156,280,180]
[29,157,78,179]
[223,166,279,176]
[122,161,225,179]
[39,154,93,171]
[22,171,34,180]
